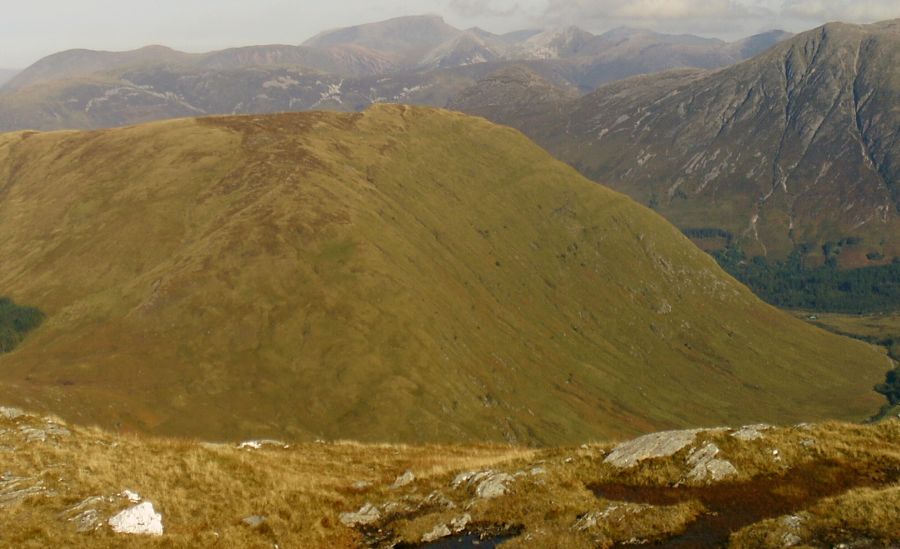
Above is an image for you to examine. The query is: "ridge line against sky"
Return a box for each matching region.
[2,0,900,68]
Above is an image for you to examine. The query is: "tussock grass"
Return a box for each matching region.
[3,408,896,548]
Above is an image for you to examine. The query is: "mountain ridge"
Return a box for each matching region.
[0,106,887,444]
[0,15,792,133]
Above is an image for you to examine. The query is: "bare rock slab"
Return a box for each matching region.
[339,502,380,527]
[685,442,738,482]
[604,429,706,468]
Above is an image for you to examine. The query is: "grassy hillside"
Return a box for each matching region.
[1,407,897,547]
[0,106,890,444]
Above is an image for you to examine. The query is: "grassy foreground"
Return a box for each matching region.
[1,406,897,548]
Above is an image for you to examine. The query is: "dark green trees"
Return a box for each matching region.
[0,297,44,353]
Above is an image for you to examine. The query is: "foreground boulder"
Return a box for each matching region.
[108,502,163,536]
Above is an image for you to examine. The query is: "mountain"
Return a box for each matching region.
[471,20,899,271]
[4,405,898,547]
[727,29,794,59]
[0,106,888,444]
[510,26,599,59]
[419,31,502,69]
[2,45,198,91]
[303,14,462,66]
[0,15,792,133]
[447,65,580,123]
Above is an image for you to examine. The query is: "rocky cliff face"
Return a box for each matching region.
[490,20,900,265]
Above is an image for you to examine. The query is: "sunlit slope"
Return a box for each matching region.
[0,106,888,443]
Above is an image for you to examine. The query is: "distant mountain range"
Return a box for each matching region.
[454,19,900,274]
[0,15,790,132]
[0,107,885,443]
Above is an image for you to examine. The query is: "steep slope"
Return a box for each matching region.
[0,107,888,444]
[492,20,900,267]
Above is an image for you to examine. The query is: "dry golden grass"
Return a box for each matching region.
[2,407,897,548]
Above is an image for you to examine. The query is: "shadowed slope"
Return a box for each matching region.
[0,106,888,443]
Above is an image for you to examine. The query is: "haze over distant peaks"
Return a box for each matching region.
[0,14,792,133]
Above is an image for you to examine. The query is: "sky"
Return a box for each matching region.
[2,0,899,68]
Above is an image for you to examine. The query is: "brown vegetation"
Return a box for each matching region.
[2,406,897,548]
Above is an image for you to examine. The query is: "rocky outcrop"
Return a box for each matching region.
[731,424,773,441]
[603,429,707,468]
[339,503,381,527]
[452,470,516,499]
[685,443,738,482]
[391,470,415,489]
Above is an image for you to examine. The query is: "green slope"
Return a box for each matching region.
[0,106,889,444]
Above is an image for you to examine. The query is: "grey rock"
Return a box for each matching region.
[475,472,514,499]
[604,429,706,468]
[45,423,72,437]
[450,513,471,532]
[685,443,738,482]
[422,523,452,542]
[71,509,102,532]
[18,426,47,443]
[339,502,380,527]
[237,439,288,450]
[242,515,266,528]
[351,480,372,490]
[731,424,772,441]
[0,474,49,506]
[391,469,415,489]
[0,407,25,420]
[425,491,456,509]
